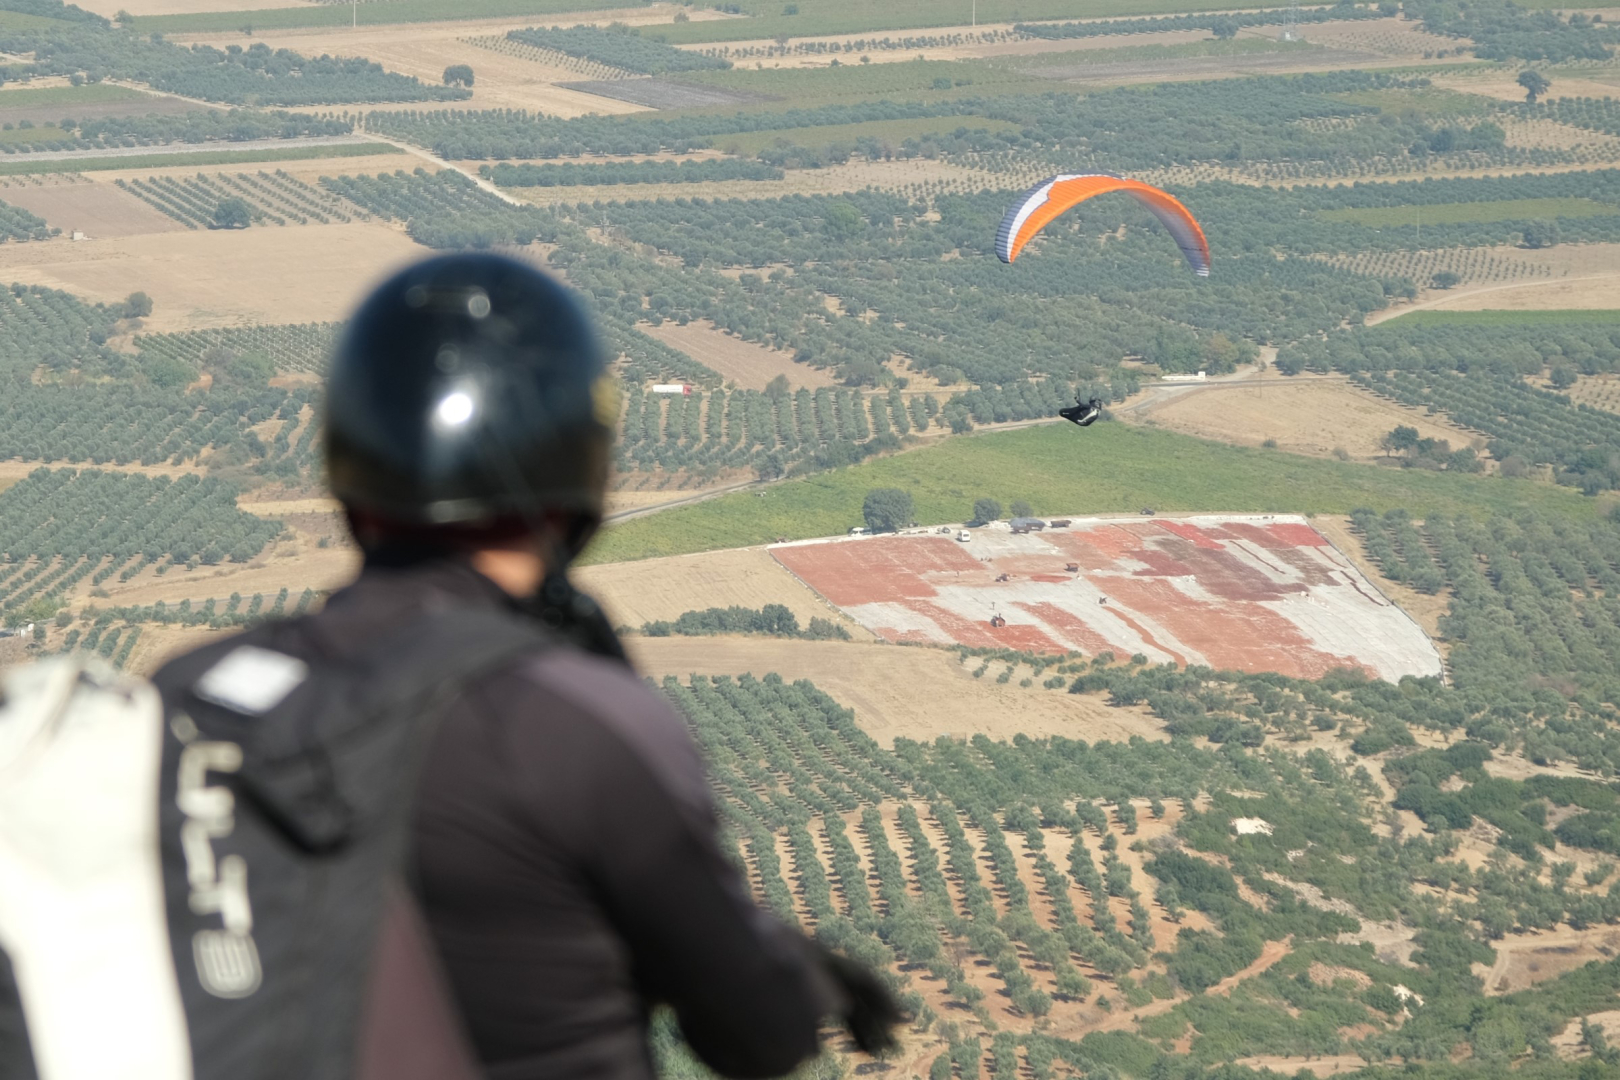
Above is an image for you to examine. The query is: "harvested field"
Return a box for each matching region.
[771,514,1444,681]
[0,176,185,237]
[576,544,854,631]
[1126,376,1480,462]
[1393,274,1620,314]
[1029,46,1387,84]
[0,220,422,329]
[642,318,840,390]
[560,77,768,109]
[626,635,1168,747]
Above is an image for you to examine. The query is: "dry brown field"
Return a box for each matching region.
[642,318,841,390]
[627,635,1168,747]
[0,176,185,238]
[0,221,423,329]
[1475,925,1620,995]
[1556,373,1620,414]
[1123,376,1480,463]
[577,544,854,630]
[507,156,999,204]
[1394,274,1620,315]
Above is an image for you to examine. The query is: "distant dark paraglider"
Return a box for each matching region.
[1060,397,1103,427]
[995,173,1212,276]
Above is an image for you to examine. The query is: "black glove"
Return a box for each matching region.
[817,948,906,1056]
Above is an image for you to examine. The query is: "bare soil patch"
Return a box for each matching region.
[626,636,1168,748]
[0,221,422,328]
[577,544,853,631]
[0,176,184,238]
[1394,274,1620,315]
[1126,376,1480,463]
[1553,1009,1620,1060]
[85,539,357,611]
[642,318,840,390]
[1475,925,1620,995]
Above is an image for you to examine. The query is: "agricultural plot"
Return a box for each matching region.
[135,321,341,376]
[1128,377,1480,463]
[0,468,283,626]
[0,174,182,237]
[559,77,768,110]
[642,318,840,390]
[771,515,1443,681]
[0,220,422,328]
[115,170,367,229]
[462,34,631,82]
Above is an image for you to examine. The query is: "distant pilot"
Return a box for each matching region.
[1061,397,1104,427]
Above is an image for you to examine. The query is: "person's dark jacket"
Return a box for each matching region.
[315,556,835,1080]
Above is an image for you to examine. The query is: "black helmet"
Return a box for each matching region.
[325,252,615,528]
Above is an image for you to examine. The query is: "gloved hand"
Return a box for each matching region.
[817,948,906,1056]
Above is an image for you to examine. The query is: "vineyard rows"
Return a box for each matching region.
[1355,369,1620,494]
[506,26,731,76]
[616,383,945,478]
[1352,508,1620,704]
[0,196,54,242]
[115,170,365,229]
[654,669,1408,1069]
[696,29,1019,62]
[461,34,631,81]
[0,469,283,625]
[320,168,558,248]
[0,381,319,477]
[1323,247,1552,287]
[135,321,341,376]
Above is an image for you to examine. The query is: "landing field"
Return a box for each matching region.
[770,514,1443,680]
[0,221,422,328]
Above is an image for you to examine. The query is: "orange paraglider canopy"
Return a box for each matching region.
[995,173,1211,275]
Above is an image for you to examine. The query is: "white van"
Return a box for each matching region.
[957,531,971,543]
[849,526,869,536]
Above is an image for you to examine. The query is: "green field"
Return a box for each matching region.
[0,125,71,147]
[1318,197,1620,227]
[0,10,71,29]
[1329,86,1493,115]
[582,422,1604,564]
[0,142,398,177]
[0,85,153,110]
[716,114,1020,155]
[1384,308,1620,327]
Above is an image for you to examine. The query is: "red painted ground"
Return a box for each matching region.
[770,515,1442,682]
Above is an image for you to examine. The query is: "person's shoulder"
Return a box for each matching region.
[499,650,709,806]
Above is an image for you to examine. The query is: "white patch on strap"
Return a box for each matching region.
[194,647,308,716]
